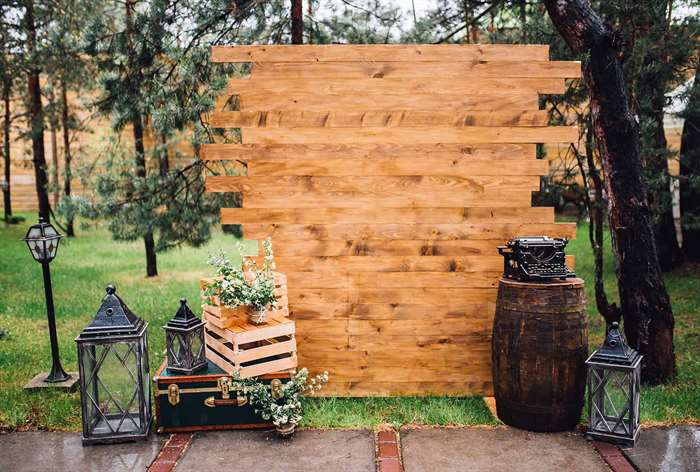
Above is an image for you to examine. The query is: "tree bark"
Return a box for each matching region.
[544,0,676,384]
[291,0,303,44]
[50,116,59,209]
[25,0,51,222]
[2,76,11,224]
[126,0,157,277]
[679,61,700,261]
[60,80,74,236]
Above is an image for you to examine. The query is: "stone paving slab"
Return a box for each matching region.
[174,429,375,472]
[400,426,609,472]
[621,426,700,472]
[0,432,165,472]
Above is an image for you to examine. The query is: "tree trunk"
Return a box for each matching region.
[291,0,303,44]
[25,0,51,222]
[50,119,59,209]
[637,61,683,270]
[2,76,11,224]
[60,80,74,236]
[127,0,157,277]
[544,0,676,384]
[679,61,700,261]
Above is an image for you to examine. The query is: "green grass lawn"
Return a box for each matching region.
[0,214,697,431]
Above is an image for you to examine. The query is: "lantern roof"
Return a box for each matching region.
[77,285,145,340]
[165,298,203,330]
[587,322,641,366]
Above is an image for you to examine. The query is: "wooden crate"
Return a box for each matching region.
[203,316,297,378]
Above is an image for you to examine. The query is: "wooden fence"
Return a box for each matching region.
[203,44,580,396]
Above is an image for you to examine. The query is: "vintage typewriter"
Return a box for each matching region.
[497,236,575,281]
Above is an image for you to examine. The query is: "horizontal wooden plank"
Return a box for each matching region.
[297,347,491,368]
[275,256,504,273]
[242,126,578,145]
[222,207,554,224]
[349,272,500,288]
[320,381,492,396]
[230,92,539,112]
[246,157,548,177]
[271,239,506,257]
[210,110,549,129]
[286,287,498,305]
[291,302,496,320]
[227,77,566,96]
[211,44,550,63]
[250,60,581,79]
[244,223,578,240]
[207,175,540,194]
[348,334,491,351]
[201,143,536,161]
[316,365,492,383]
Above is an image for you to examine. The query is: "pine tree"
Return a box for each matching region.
[680,59,700,261]
[80,0,259,277]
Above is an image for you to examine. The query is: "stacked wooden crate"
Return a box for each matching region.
[200,272,297,378]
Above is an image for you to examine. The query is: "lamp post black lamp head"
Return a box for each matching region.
[22,215,70,383]
[586,322,642,446]
[23,216,61,263]
[75,285,152,445]
[164,298,207,375]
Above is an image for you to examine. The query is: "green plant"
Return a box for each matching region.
[205,239,276,312]
[236,368,329,427]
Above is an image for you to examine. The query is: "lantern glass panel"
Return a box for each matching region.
[80,341,144,437]
[191,331,204,362]
[591,368,634,435]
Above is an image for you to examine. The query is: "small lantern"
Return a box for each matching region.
[23,216,61,263]
[76,285,152,445]
[585,322,642,446]
[164,298,206,375]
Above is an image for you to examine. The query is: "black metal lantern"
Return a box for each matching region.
[164,298,206,375]
[22,216,70,384]
[75,285,152,445]
[585,322,642,446]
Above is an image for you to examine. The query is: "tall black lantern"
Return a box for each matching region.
[164,298,206,375]
[585,322,642,446]
[23,216,70,383]
[75,285,151,445]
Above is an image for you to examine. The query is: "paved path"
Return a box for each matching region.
[1,426,698,471]
[174,429,375,472]
[401,427,609,472]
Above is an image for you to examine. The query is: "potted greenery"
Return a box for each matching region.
[205,239,277,325]
[236,368,329,438]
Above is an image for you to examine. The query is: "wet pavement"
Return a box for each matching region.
[1,425,698,471]
[621,425,700,472]
[174,429,375,472]
[400,426,609,472]
[0,431,165,472]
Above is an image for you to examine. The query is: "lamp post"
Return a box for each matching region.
[23,215,71,384]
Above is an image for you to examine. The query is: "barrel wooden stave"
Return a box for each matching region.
[492,278,588,432]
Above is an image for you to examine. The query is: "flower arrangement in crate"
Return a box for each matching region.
[235,368,329,438]
[205,238,278,325]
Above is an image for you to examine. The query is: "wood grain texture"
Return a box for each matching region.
[242,126,578,145]
[246,157,549,176]
[221,207,554,224]
[249,61,581,79]
[227,77,566,95]
[232,92,540,111]
[201,143,537,161]
[210,110,549,128]
[211,44,550,63]
[244,223,577,240]
[205,44,579,396]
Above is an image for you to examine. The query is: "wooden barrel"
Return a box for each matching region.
[492,277,588,432]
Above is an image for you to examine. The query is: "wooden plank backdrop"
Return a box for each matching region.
[204,44,580,396]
